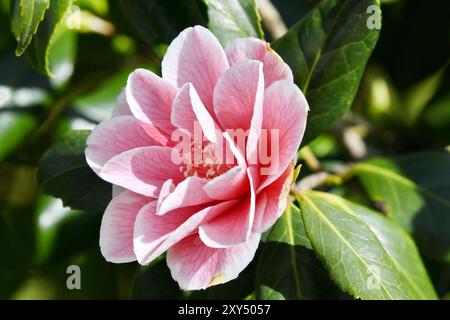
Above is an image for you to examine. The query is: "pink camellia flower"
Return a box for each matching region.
[85,26,308,290]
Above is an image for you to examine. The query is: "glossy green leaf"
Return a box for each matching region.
[272,0,381,144]
[298,190,437,300]
[353,152,450,261]
[10,0,50,55]
[37,130,112,212]
[203,0,264,45]
[255,203,344,299]
[26,0,74,76]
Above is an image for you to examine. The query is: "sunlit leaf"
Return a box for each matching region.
[10,0,50,55]
[298,190,437,299]
[203,0,264,45]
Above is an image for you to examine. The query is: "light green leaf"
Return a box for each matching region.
[10,0,50,56]
[0,111,36,161]
[37,130,112,212]
[255,203,344,299]
[26,0,74,76]
[298,190,437,300]
[272,0,381,144]
[34,195,102,265]
[353,152,450,261]
[203,0,264,46]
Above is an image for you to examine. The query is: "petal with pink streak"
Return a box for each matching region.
[203,166,248,200]
[258,80,308,190]
[225,37,293,86]
[253,163,294,233]
[85,116,159,175]
[99,190,150,263]
[100,146,184,197]
[171,83,222,143]
[157,176,212,216]
[126,68,177,145]
[199,168,256,248]
[111,89,132,117]
[162,26,229,114]
[134,200,238,265]
[167,233,260,290]
[213,60,264,135]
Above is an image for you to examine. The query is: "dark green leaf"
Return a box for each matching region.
[298,190,436,299]
[37,130,112,212]
[353,152,450,261]
[10,0,50,55]
[272,0,381,144]
[132,258,182,300]
[255,203,344,299]
[0,205,35,298]
[118,0,206,48]
[203,0,264,45]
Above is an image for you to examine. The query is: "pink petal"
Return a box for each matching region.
[225,37,293,87]
[111,89,132,117]
[134,200,238,265]
[156,179,175,214]
[203,166,248,200]
[171,83,221,143]
[199,168,256,248]
[162,26,229,115]
[157,176,212,216]
[213,60,264,135]
[99,191,150,263]
[258,80,308,190]
[126,68,178,145]
[253,163,294,233]
[166,233,260,290]
[99,146,184,197]
[85,116,159,175]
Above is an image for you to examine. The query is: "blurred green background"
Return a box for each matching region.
[0,0,449,299]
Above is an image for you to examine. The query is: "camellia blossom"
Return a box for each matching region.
[85,25,308,290]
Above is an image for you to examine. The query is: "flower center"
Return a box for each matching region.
[179,142,230,180]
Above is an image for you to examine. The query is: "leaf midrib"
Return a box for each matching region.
[300,1,346,95]
[300,193,394,299]
[317,192,430,299]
